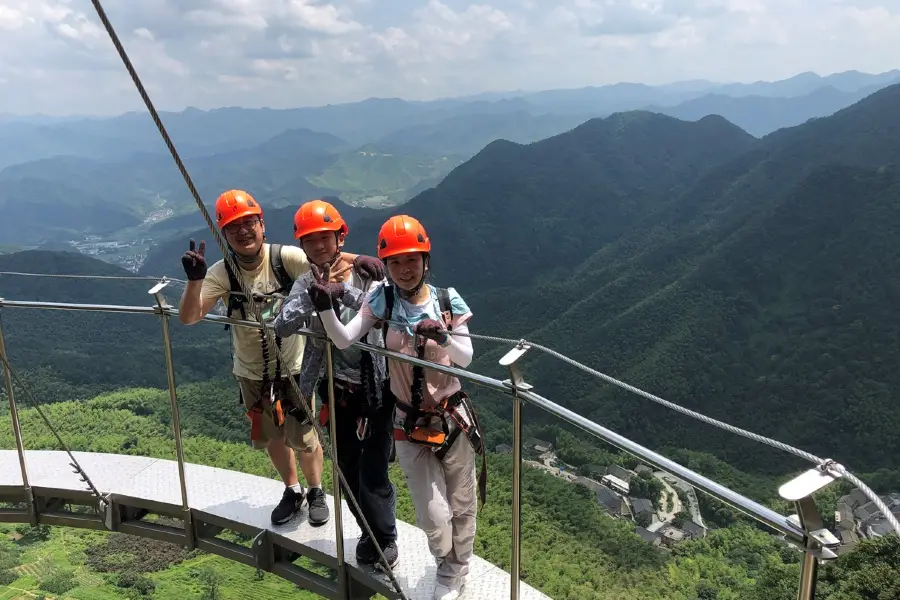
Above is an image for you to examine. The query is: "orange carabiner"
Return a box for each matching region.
[272,399,285,427]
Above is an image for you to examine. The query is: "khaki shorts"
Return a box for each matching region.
[236,375,320,453]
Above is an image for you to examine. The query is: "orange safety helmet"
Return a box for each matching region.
[216,189,262,229]
[377,215,431,259]
[293,199,348,239]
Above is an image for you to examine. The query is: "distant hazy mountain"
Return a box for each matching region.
[473,69,900,107]
[0,125,464,245]
[376,110,590,155]
[645,80,900,136]
[4,69,898,170]
[711,69,900,98]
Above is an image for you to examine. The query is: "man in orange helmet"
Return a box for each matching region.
[274,199,398,571]
[177,190,382,527]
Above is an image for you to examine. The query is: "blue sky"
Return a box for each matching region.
[1,0,899,116]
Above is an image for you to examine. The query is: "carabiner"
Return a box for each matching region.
[356,416,371,441]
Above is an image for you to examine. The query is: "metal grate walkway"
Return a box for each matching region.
[0,450,550,600]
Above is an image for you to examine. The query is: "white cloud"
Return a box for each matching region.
[0,0,898,115]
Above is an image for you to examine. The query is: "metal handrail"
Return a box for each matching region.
[0,294,824,598]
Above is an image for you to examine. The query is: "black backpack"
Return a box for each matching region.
[381,285,453,341]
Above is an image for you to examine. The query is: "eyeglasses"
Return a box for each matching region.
[224,218,260,234]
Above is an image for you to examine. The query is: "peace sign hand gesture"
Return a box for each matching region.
[181,239,207,281]
[307,263,345,312]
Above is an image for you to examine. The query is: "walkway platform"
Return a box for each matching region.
[0,450,550,600]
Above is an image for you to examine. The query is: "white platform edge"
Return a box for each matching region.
[0,450,551,600]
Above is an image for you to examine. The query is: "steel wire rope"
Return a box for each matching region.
[6,268,897,536]
[0,271,186,283]
[422,324,900,535]
[84,1,409,594]
[0,338,105,504]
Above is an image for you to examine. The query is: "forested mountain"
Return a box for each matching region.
[0,251,229,399]
[5,70,900,250]
[136,83,900,479]
[140,111,757,280]
[460,84,900,475]
[4,84,900,599]
[0,128,443,244]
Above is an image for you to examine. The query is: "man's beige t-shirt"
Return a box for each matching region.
[201,244,309,380]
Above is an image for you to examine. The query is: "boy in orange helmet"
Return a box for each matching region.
[274,199,399,571]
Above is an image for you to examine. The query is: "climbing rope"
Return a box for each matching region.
[85,1,408,594]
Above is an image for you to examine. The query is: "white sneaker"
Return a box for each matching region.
[433,583,463,600]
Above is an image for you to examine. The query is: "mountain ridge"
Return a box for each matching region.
[10,81,900,479]
[3,68,898,171]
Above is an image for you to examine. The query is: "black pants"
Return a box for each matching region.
[319,379,397,545]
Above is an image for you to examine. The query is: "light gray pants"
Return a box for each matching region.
[395,432,478,587]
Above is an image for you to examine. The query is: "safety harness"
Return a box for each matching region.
[316,262,387,442]
[385,285,488,506]
[224,244,303,438]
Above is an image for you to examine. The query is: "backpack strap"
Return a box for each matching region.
[223,258,247,322]
[381,284,395,341]
[435,287,453,331]
[268,243,294,293]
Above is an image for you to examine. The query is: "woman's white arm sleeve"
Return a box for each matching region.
[445,321,474,368]
[318,309,377,350]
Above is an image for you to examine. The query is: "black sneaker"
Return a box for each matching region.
[306,487,330,526]
[271,486,304,525]
[355,534,377,564]
[374,540,399,573]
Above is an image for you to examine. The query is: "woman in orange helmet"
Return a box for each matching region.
[309,215,482,600]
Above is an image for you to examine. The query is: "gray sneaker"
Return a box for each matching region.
[306,487,330,526]
[374,540,400,573]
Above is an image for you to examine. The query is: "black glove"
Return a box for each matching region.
[181,239,207,281]
[416,318,450,346]
[308,281,345,313]
[353,255,385,281]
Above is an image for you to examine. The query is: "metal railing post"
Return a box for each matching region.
[325,342,348,598]
[149,281,194,550]
[0,304,37,525]
[779,466,841,600]
[500,342,533,600]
